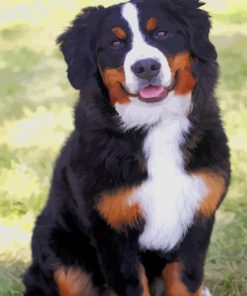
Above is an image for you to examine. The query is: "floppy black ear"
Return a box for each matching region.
[57,7,104,90]
[190,26,217,62]
[188,7,217,61]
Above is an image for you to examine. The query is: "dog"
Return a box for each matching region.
[23,0,231,295]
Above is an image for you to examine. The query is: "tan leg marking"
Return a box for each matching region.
[140,264,151,296]
[104,290,117,296]
[195,171,225,217]
[95,187,142,231]
[54,266,98,296]
[103,265,150,296]
[162,262,202,296]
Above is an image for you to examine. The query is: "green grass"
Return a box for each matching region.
[0,1,247,295]
[213,11,247,25]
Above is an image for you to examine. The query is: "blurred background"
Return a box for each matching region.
[0,0,246,295]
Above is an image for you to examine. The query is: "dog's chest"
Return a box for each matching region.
[131,117,207,251]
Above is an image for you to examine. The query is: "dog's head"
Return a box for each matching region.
[58,0,217,129]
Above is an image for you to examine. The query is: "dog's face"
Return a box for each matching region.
[97,2,189,104]
[58,0,216,129]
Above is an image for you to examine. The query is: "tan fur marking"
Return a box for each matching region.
[112,27,127,40]
[140,264,151,296]
[54,267,98,296]
[104,265,150,296]
[104,290,117,296]
[162,262,202,296]
[146,17,157,32]
[196,171,225,217]
[95,187,142,231]
[102,68,130,104]
[168,51,196,95]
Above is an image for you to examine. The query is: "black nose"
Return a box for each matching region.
[131,59,161,80]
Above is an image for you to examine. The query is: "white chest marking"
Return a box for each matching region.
[131,116,207,251]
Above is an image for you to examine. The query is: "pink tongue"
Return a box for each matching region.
[140,86,164,99]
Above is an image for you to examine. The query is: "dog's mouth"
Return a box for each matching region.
[120,74,177,104]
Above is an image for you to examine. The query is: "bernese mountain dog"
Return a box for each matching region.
[23,0,231,295]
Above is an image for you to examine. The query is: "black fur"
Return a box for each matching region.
[57,6,104,90]
[23,0,230,295]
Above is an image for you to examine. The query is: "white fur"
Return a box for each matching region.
[129,113,208,251]
[115,91,192,130]
[202,287,212,296]
[121,3,171,94]
[119,2,207,253]
[118,3,191,130]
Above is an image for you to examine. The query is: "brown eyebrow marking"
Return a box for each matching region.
[146,17,157,31]
[112,27,127,39]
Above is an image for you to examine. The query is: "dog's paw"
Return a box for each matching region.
[202,287,212,296]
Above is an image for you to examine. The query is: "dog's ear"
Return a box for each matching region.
[188,8,217,61]
[57,7,104,90]
[190,25,217,62]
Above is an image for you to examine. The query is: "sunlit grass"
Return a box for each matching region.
[0,1,246,295]
[0,105,73,149]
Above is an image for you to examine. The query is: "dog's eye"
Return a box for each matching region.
[111,40,124,49]
[153,29,168,40]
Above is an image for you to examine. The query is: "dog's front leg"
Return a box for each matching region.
[91,211,150,296]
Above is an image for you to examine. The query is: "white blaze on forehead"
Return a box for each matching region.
[121,3,171,94]
[122,3,144,47]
